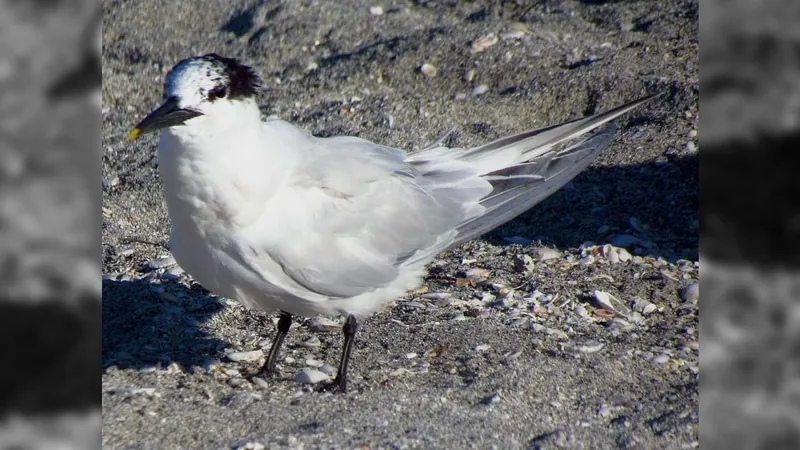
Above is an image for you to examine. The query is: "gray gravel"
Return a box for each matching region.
[102,0,698,448]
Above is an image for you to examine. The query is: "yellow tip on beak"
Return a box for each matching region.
[126,128,141,142]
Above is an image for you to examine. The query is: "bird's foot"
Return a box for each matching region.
[316,376,347,393]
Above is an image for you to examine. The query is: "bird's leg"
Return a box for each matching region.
[262,311,292,376]
[329,314,358,392]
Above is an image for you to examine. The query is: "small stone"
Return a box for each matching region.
[465,308,490,318]
[575,304,591,319]
[471,33,499,53]
[228,378,247,388]
[419,62,438,77]
[454,92,468,101]
[633,299,658,315]
[431,296,451,307]
[652,354,670,364]
[465,267,490,282]
[475,344,491,352]
[318,364,336,376]
[576,341,604,353]
[237,442,265,450]
[471,84,489,96]
[369,5,384,15]
[224,368,243,378]
[297,336,321,348]
[681,283,699,303]
[145,256,177,270]
[405,352,418,359]
[463,69,475,82]
[513,254,536,273]
[226,350,263,363]
[305,358,324,368]
[252,377,270,389]
[308,317,340,333]
[422,292,451,300]
[593,290,632,317]
[294,369,330,384]
[536,247,562,261]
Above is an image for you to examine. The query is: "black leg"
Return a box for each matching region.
[331,314,358,392]
[262,311,292,376]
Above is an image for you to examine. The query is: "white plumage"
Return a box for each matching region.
[129,54,657,390]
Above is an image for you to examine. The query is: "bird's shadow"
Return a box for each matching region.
[102,278,227,372]
[0,296,100,419]
[486,153,699,261]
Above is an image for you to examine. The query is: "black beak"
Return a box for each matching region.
[126,96,203,141]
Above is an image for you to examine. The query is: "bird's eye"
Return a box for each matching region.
[208,86,227,100]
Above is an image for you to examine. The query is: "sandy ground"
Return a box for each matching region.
[102,0,698,448]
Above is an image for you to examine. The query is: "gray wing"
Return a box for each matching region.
[269,94,657,298]
[269,136,491,298]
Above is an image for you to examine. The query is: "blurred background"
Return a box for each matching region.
[0,0,100,448]
[701,0,800,448]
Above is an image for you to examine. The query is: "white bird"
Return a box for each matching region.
[127,53,658,391]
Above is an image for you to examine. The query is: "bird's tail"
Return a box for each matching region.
[451,93,661,246]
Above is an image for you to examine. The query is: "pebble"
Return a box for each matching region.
[465,267,490,282]
[308,317,340,333]
[463,69,475,82]
[536,247,562,261]
[419,62,437,77]
[225,350,263,363]
[305,358,324,368]
[297,336,321,348]
[471,84,489,96]
[237,442,265,450]
[422,292,451,300]
[576,341,604,353]
[471,33,499,53]
[403,301,427,309]
[431,296,451,307]
[228,378,247,388]
[251,377,270,389]
[294,369,330,384]
[681,283,699,303]
[161,265,184,280]
[405,352,418,359]
[318,364,336,376]
[633,299,657,315]
[145,256,177,270]
[475,344,491,352]
[369,5,384,15]
[513,254,536,273]
[652,354,670,364]
[593,290,631,317]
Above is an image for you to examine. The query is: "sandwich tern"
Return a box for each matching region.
[127,53,658,391]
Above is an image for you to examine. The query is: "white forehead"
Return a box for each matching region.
[164,58,226,101]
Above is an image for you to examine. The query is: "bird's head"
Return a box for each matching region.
[126,53,261,141]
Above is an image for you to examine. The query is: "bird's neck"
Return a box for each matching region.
[156,99,286,230]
